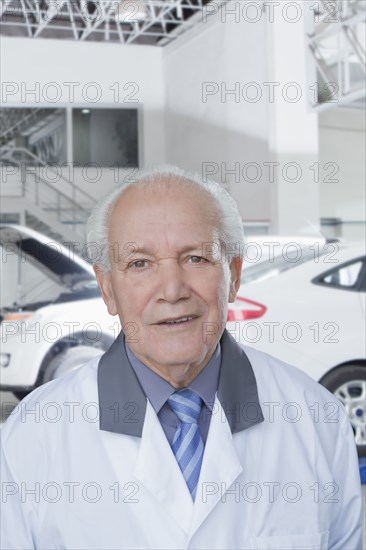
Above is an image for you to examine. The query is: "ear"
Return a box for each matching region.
[228,257,243,303]
[93,265,118,316]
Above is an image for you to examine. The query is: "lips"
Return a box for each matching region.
[156,315,198,325]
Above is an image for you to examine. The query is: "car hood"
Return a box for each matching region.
[0,224,94,288]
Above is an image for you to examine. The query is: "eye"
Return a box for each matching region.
[130,259,149,269]
[188,256,207,263]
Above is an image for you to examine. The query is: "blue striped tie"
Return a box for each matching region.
[168,389,204,500]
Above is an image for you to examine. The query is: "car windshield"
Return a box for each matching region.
[241,249,326,285]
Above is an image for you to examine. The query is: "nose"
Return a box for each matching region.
[156,259,191,304]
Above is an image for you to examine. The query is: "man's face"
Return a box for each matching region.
[94,182,242,385]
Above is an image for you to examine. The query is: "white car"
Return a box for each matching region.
[2,226,364,454]
[227,241,366,456]
[0,227,332,400]
[0,225,119,400]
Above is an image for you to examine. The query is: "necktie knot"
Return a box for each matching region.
[168,389,203,425]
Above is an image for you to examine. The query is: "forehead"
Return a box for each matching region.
[108,182,221,248]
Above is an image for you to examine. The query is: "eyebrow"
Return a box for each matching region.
[127,243,212,257]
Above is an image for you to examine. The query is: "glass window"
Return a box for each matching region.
[72,108,139,167]
[320,261,364,289]
[0,107,66,164]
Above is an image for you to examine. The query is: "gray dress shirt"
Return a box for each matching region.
[125,342,221,445]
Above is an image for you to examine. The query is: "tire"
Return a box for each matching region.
[42,345,104,384]
[320,364,366,457]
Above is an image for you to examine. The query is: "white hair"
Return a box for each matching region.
[86,165,245,272]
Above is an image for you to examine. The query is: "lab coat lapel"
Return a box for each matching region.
[133,401,194,535]
[97,330,264,538]
[189,331,265,538]
[189,395,243,539]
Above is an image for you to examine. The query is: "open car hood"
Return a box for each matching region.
[0,224,95,288]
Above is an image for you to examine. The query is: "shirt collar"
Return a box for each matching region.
[125,341,221,415]
[98,330,264,437]
[188,345,220,412]
[124,343,174,414]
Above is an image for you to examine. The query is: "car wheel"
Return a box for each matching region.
[320,364,366,457]
[42,345,104,384]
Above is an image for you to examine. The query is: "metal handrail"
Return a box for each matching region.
[0,108,43,139]
[0,146,97,204]
[0,146,97,236]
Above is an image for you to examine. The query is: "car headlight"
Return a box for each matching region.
[1,312,36,337]
[3,312,34,322]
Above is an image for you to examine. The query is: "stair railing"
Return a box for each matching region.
[0,146,97,242]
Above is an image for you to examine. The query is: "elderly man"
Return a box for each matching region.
[1,166,362,549]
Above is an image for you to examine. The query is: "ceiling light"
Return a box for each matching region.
[81,109,91,114]
[116,0,148,23]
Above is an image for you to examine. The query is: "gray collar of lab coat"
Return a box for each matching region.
[98,329,264,436]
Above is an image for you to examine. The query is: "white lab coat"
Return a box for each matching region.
[1,334,362,550]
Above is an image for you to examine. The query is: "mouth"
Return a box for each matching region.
[156,315,198,326]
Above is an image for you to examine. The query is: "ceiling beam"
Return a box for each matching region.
[33,0,67,38]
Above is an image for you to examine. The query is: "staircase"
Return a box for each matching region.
[0,146,97,249]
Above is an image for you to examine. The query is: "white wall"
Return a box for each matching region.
[1,26,364,240]
[265,2,319,235]
[0,36,166,171]
[163,1,320,235]
[163,8,271,225]
[319,108,366,240]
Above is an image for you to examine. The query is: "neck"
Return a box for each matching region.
[130,348,216,389]
[147,362,206,389]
